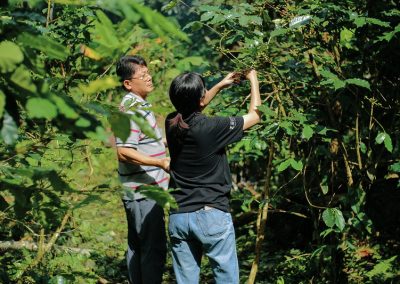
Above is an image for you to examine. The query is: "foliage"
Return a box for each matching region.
[178,0,400,282]
[0,0,193,282]
[1,0,399,283]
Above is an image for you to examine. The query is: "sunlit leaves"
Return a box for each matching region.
[78,76,119,96]
[0,41,24,73]
[51,96,79,119]
[10,65,37,93]
[18,33,70,61]
[130,2,190,42]
[136,186,178,209]
[26,98,58,119]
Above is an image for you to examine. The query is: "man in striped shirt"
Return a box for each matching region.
[115,55,169,284]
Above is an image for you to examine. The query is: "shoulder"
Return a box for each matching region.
[120,94,139,111]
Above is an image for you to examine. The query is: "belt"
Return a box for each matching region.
[202,205,214,210]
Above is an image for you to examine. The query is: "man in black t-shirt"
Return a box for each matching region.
[166,70,261,284]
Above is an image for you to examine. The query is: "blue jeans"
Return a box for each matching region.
[168,207,239,284]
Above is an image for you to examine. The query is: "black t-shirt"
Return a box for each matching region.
[165,112,244,213]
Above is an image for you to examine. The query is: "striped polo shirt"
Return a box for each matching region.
[115,92,168,200]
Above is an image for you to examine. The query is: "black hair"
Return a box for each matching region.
[116,55,147,82]
[168,72,206,144]
[169,72,206,117]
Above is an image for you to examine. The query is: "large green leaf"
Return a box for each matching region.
[384,134,393,153]
[108,111,131,142]
[10,65,37,93]
[277,159,291,172]
[135,186,178,209]
[130,2,190,42]
[18,33,70,60]
[322,208,345,231]
[375,131,393,151]
[78,76,120,95]
[51,95,79,119]
[1,111,18,145]
[26,97,58,119]
[0,41,24,73]
[322,208,336,228]
[301,125,314,140]
[346,78,371,90]
[290,159,303,171]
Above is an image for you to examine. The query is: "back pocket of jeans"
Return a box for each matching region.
[197,209,230,237]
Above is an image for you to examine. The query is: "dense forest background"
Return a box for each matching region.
[1,0,399,283]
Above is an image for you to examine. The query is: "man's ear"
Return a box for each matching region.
[123,80,132,91]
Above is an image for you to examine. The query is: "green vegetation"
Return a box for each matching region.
[1,0,399,283]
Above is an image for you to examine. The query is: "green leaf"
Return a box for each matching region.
[200,11,215,22]
[108,112,131,142]
[131,2,190,42]
[51,95,79,119]
[290,159,303,171]
[183,21,203,32]
[322,208,336,228]
[0,90,5,118]
[270,28,289,38]
[340,28,354,43]
[384,134,393,152]
[277,159,291,172]
[320,69,346,90]
[136,186,178,209]
[322,208,345,231]
[366,17,391,28]
[26,98,58,119]
[346,78,371,90]
[75,117,91,127]
[18,33,70,61]
[78,76,119,95]
[360,142,367,154]
[334,209,345,231]
[389,162,400,173]
[10,65,37,93]
[0,41,24,73]
[279,121,295,135]
[302,125,314,140]
[257,105,276,117]
[1,111,18,145]
[366,256,397,279]
[375,132,386,144]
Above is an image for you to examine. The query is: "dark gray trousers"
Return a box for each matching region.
[123,199,167,284]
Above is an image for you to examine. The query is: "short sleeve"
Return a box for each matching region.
[210,116,244,149]
[115,118,141,148]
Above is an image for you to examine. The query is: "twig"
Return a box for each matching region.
[248,143,275,284]
[355,113,363,170]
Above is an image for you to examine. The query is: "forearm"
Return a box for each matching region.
[202,83,222,108]
[117,147,164,168]
[248,79,261,112]
[243,78,261,130]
